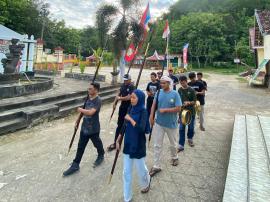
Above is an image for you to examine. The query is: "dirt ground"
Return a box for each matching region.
[1,69,270,202]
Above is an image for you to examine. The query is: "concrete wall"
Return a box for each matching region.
[264,35,270,60]
[257,48,266,72]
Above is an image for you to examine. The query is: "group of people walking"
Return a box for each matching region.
[62,69,207,202]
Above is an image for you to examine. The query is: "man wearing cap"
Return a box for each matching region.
[168,68,179,90]
[149,75,182,177]
[107,74,134,151]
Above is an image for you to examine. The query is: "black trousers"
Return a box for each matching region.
[114,105,129,143]
[146,97,154,117]
[73,131,105,164]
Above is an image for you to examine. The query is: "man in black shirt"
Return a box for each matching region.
[188,72,206,131]
[146,72,160,116]
[196,72,207,131]
[168,68,179,90]
[107,74,134,151]
[63,82,105,176]
[197,72,207,90]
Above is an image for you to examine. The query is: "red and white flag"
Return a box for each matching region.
[162,20,170,39]
[124,43,137,62]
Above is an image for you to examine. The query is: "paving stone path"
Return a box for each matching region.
[1,69,270,202]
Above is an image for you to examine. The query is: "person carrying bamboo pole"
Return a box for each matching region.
[116,89,151,202]
[63,83,105,176]
[107,74,135,152]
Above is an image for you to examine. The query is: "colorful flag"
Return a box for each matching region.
[162,20,170,39]
[183,43,189,68]
[140,3,151,31]
[125,43,137,62]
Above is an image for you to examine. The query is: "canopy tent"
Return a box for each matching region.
[146,50,164,61]
[0,25,35,43]
[0,25,36,73]
[86,54,96,60]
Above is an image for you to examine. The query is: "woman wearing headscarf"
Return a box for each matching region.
[116,89,151,202]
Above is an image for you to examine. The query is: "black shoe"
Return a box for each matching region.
[63,162,80,176]
[93,155,104,167]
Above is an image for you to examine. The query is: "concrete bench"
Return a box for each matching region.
[223,115,270,202]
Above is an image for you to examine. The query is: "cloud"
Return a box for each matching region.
[45,0,177,29]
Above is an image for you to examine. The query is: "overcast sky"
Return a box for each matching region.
[44,0,177,29]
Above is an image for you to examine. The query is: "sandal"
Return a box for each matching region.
[171,159,179,166]
[107,143,116,152]
[149,167,161,177]
[188,139,194,147]
[177,146,184,153]
[141,176,152,193]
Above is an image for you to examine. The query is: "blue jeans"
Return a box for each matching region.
[179,115,195,147]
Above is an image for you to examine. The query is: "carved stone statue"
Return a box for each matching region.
[1,38,25,74]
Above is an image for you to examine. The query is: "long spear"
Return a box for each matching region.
[148,28,170,147]
[108,26,155,184]
[67,38,108,154]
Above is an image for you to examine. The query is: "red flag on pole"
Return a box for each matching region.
[125,43,137,62]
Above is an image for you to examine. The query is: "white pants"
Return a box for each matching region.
[152,123,178,169]
[199,105,205,127]
[123,154,150,202]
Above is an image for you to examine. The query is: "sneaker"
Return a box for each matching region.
[93,155,104,167]
[63,162,80,176]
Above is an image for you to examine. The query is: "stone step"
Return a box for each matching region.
[0,111,24,122]
[47,88,117,109]
[257,116,270,171]
[0,117,28,135]
[0,87,118,135]
[57,94,115,118]
[246,115,270,202]
[0,88,118,118]
[0,84,119,112]
[223,115,248,202]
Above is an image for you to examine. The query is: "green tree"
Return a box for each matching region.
[169,13,230,67]
[96,0,144,62]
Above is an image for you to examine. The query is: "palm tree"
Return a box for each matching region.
[96,0,144,77]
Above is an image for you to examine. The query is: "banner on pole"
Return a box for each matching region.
[183,43,189,68]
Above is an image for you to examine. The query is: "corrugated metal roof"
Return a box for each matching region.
[255,10,270,36]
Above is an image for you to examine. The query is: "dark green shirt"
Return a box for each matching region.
[178,87,196,116]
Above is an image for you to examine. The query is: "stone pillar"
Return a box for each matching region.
[36,39,44,64]
[28,35,35,72]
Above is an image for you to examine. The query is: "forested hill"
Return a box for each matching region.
[147,0,270,68]
[168,0,270,19]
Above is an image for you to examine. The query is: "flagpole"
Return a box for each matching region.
[166,34,169,69]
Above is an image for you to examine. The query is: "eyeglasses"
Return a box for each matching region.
[88,88,94,90]
[160,82,167,85]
